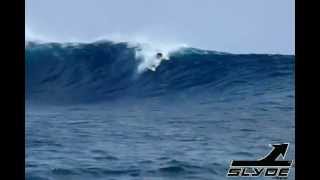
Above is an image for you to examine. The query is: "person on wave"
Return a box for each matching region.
[156,52,163,59]
[148,52,170,71]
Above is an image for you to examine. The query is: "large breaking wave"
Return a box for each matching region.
[25,40,294,105]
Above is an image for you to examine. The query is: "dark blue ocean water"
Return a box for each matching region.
[26,41,295,180]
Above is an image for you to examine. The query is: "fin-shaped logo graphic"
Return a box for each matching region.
[231,143,293,167]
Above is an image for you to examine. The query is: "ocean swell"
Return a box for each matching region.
[25,41,294,104]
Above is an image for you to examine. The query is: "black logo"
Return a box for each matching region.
[227,143,293,177]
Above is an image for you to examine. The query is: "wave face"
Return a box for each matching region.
[26,41,294,105]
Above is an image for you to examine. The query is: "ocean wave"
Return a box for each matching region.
[25,41,294,104]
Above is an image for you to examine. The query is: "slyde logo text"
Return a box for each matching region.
[227,143,293,177]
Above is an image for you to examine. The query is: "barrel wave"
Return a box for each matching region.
[26,40,295,180]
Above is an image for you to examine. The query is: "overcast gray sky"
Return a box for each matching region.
[26,0,294,54]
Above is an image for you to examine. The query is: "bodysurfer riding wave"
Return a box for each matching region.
[156,52,163,59]
[148,52,168,71]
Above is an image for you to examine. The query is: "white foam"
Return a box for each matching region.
[124,37,187,73]
[64,33,188,72]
